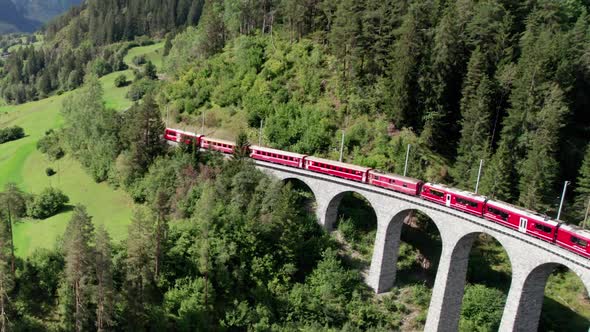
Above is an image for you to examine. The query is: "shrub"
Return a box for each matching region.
[45,168,56,176]
[114,74,129,87]
[132,55,146,66]
[37,131,64,160]
[126,79,158,101]
[459,284,506,332]
[145,61,157,80]
[27,187,69,219]
[0,126,25,144]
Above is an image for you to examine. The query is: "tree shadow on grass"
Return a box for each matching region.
[539,296,590,332]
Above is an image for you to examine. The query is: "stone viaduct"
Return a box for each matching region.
[253,160,590,332]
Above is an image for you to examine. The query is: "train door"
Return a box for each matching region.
[445,194,451,207]
[519,217,528,233]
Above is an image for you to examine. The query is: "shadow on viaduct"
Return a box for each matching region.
[255,160,590,332]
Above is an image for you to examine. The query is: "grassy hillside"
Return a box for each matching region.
[0,43,163,256]
[124,42,165,69]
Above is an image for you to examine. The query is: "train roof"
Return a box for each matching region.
[486,199,558,225]
[305,156,372,172]
[201,137,236,145]
[556,224,590,238]
[166,128,202,137]
[370,170,423,184]
[249,145,307,158]
[424,183,487,202]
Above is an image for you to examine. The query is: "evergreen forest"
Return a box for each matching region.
[2,0,590,331]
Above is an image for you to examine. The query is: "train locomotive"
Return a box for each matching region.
[164,127,590,259]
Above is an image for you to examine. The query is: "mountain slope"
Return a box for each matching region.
[0,0,38,33]
[0,0,82,34]
[13,0,82,24]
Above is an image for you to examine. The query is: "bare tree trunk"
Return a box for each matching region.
[5,206,14,276]
[75,279,82,332]
[97,277,104,332]
[0,278,5,332]
[155,216,161,278]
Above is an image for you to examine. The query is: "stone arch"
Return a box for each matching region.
[281,177,319,223]
[428,231,513,332]
[323,190,378,232]
[368,207,443,293]
[397,210,443,286]
[510,262,590,331]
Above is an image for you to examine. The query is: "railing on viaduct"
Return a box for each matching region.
[253,160,590,332]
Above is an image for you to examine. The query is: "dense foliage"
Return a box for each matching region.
[162,0,590,222]
[26,187,69,219]
[0,126,24,144]
[0,0,204,104]
[0,150,435,330]
[3,0,590,330]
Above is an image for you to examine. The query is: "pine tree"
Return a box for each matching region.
[0,214,13,332]
[518,84,568,212]
[125,207,157,327]
[152,191,170,279]
[233,131,251,160]
[123,93,166,182]
[163,33,173,57]
[575,145,590,225]
[420,2,468,155]
[452,49,496,190]
[95,225,115,332]
[328,0,362,83]
[144,60,158,80]
[0,183,26,275]
[478,140,515,201]
[385,0,433,129]
[63,205,95,332]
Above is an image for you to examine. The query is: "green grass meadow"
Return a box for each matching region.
[124,42,165,69]
[0,43,163,256]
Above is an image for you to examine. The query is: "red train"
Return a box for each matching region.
[164,127,590,259]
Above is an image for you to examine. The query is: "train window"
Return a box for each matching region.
[430,189,444,198]
[487,207,509,221]
[456,197,478,208]
[571,236,588,247]
[534,224,552,233]
[403,184,408,188]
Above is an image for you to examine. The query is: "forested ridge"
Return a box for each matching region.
[0,0,205,104]
[2,0,590,331]
[161,0,590,222]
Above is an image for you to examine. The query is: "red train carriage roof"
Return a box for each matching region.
[486,199,559,226]
[166,128,201,137]
[250,145,308,159]
[424,183,487,203]
[202,137,236,146]
[558,224,590,239]
[305,156,372,172]
[369,170,423,185]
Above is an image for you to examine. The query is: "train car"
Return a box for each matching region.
[420,183,486,216]
[164,128,202,145]
[249,145,307,168]
[483,200,560,242]
[368,170,423,196]
[555,224,590,258]
[200,137,236,154]
[304,156,371,182]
